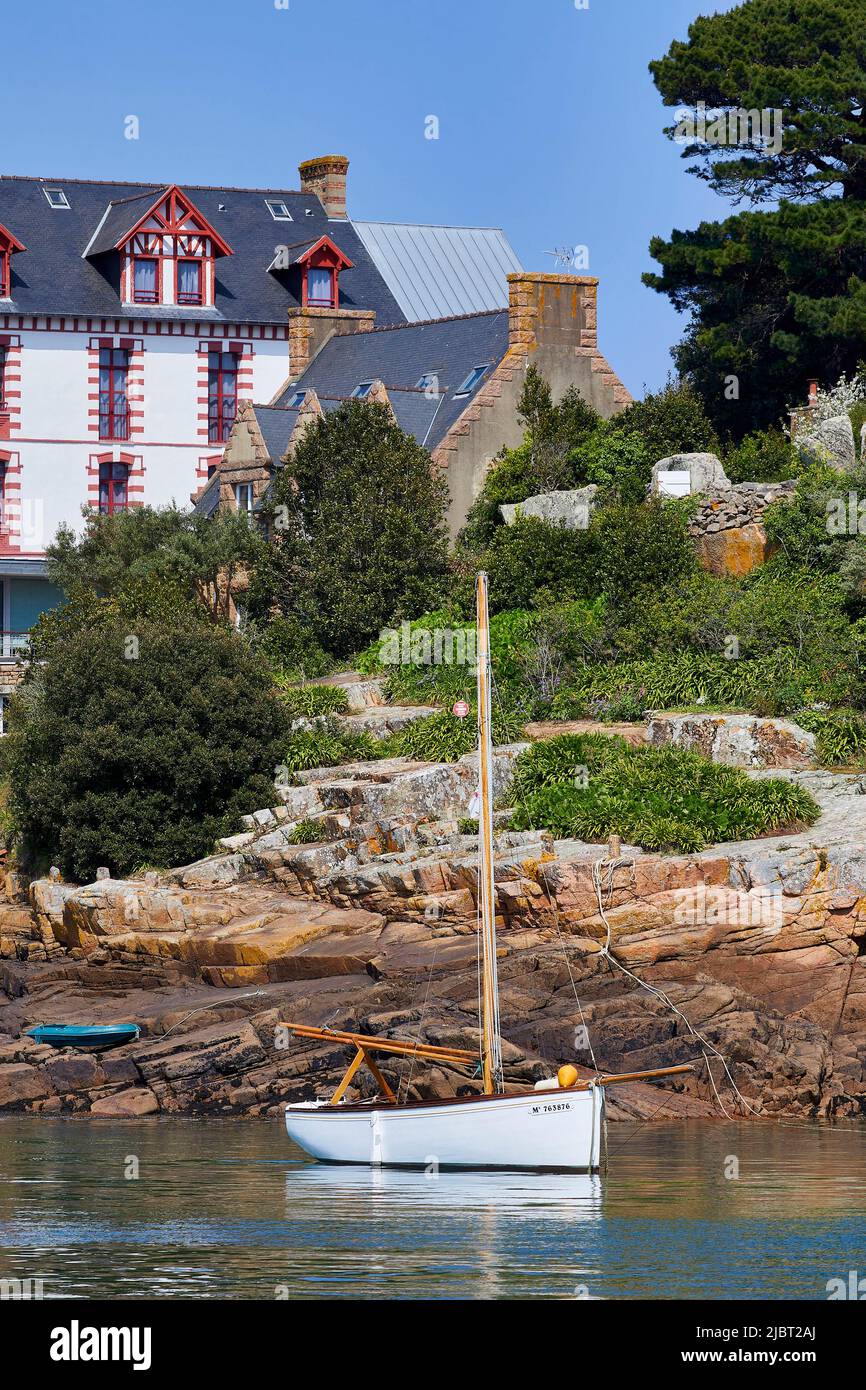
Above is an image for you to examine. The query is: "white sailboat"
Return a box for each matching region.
[283,573,691,1172]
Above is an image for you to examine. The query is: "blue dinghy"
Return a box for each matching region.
[25,1024,140,1052]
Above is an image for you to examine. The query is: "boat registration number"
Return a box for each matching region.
[531,1102,572,1115]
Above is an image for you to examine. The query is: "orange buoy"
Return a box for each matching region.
[557,1063,579,1089]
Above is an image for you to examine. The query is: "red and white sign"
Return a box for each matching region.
[452,700,470,719]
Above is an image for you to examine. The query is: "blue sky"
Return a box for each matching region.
[5,0,737,397]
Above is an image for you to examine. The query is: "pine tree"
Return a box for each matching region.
[644,0,866,437]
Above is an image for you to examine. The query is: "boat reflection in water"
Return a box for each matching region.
[284,1159,604,1217]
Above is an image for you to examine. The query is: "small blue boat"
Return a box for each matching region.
[25,1024,140,1052]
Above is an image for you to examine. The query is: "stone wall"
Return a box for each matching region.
[687,481,796,576]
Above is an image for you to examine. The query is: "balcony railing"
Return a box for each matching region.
[0,631,31,661]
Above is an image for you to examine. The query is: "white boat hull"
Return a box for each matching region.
[285,1086,605,1172]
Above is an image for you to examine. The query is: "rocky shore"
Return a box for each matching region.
[2,697,866,1126]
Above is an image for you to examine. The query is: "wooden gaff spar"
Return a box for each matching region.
[282,574,693,1171]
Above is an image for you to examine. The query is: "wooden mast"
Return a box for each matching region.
[477,572,502,1095]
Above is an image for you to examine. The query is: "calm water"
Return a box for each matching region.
[0,1116,864,1300]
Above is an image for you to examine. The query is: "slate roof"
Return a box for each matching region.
[0,176,405,324]
[193,472,221,519]
[352,221,521,321]
[273,308,510,450]
[192,306,511,517]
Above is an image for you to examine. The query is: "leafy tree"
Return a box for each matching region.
[459,368,601,548]
[609,381,718,461]
[6,589,289,881]
[47,505,266,623]
[252,400,449,659]
[644,0,866,437]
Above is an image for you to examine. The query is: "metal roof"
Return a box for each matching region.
[351,221,521,322]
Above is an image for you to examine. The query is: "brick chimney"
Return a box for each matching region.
[298,155,349,219]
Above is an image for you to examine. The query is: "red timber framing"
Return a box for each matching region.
[116,186,232,309]
[196,454,222,482]
[295,235,353,309]
[196,339,253,443]
[0,334,21,439]
[87,337,144,440]
[0,449,22,552]
[0,222,25,302]
[87,451,144,512]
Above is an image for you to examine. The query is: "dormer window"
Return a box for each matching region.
[176,259,202,306]
[307,266,335,308]
[0,222,25,301]
[85,185,232,310]
[133,258,159,304]
[43,187,70,209]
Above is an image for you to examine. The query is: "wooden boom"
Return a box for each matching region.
[567,1064,695,1091]
[283,1026,694,1105]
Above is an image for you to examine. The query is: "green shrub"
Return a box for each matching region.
[6,601,291,882]
[571,426,652,501]
[724,428,798,484]
[276,681,349,719]
[391,707,526,763]
[609,381,719,460]
[509,734,819,853]
[588,497,696,608]
[792,707,866,766]
[482,517,591,614]
[283,722,384,776]
[259,616,334,682]
[288,818,326,844]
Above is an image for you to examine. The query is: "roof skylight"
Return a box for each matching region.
[455,364,492,397]
[43,187,70,209]
[265,199,293,222]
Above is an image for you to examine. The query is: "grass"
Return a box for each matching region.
[509,733,820,854]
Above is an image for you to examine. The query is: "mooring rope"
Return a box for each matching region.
[588,855,761,1117]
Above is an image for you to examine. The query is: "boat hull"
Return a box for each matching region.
[285,1086,605,1172]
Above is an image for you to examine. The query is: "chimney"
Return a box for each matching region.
[298,154,349,219]
[507,271,599,353]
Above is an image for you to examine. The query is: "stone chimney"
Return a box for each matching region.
[298,155,349,219]
[507,272,599,354]
[505,271,631,411]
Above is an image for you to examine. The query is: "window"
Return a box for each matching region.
[351,381,374,399]
[208,350,239,443]
[0,345,6,411]
[285,390,306,409]
[98,346,130,440]
[43,187,70,209]
[306,266,335,308]
[234,482,254,514]
[98,459,129,514]
[416,372,441,393]
[176,259,202,306]
[265,200,293,221]
[0,252,9,299]
[133,258,159,304]
[455,365,492,397]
